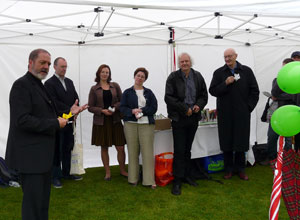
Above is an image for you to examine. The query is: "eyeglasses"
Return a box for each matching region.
[224,55,234,59]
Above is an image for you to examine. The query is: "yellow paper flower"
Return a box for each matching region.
[62,112,72,119]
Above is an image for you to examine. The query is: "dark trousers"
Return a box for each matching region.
[267,123,292,160]
[20,171,51,220]
[171,114,198,182]
[53,124,74,179]
[294,132,300,152]
[223,151,245,173]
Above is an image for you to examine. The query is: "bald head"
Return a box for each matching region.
[224,48,237,69]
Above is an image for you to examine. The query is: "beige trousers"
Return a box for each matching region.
[124,122,155,186]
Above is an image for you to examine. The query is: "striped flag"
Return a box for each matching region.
[269,136,284,220]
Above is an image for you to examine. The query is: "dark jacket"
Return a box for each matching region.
[271,78,294,107]
[120,86,157,124]
[164,68,208,122]
[88,82,123,125]
[5,72,60,173]
[44,75,79,115]
[294,94,300,106]
[209,61,259,152]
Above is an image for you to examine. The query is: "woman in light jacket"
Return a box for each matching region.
[120,67,157,189]
[88,64,127,181]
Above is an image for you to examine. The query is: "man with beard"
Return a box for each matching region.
[5,48,87,220]
[209,48,259,181]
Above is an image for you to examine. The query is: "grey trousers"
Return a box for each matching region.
[124,122,155,186]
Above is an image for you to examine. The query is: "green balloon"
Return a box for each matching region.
[271,105,300,137]
[277,61,300,94]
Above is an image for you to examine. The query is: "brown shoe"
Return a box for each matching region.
[223,172,232,179]
[238,172,249,181]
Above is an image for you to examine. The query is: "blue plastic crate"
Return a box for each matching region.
[203,154,224,173]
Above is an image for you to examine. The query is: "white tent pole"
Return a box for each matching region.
[97,10,101,33]
[82,13,98,41]
[17,0,300,18]
[217,14,220,36]
[32,20,90,35]
[167,14,212,25]
[177,16,216,41]
[272,20,300,28]
[0,27,77,44]
[0,34,27,41]
[0,13,26,22]
[222,15,257,37]
[167,24,214,38]
[0,27,74,44]
[0,13,90,36]
[104,9,161,25]
[33,34,78,43]
[96,23,160,36]
[34,10,92,21]
[87,30,167,44]
[100,8,115,33]
[0,20,25,27]
[226,14,300,38]
[176,34,247,45]
[77,45,83,144]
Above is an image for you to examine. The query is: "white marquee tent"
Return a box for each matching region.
[1,0,300,168]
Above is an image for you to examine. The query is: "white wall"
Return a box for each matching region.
[0,44,297,167]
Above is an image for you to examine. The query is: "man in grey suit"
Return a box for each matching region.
[5,49,87,220]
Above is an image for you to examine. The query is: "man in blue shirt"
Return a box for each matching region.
[165,53,208,195]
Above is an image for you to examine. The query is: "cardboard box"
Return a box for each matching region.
[155,118,171,130]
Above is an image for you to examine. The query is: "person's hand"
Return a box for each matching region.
[80,103,89,112]
[135,112,143,119]
[70,99,89,115]
[58,117,68,128]
[186,108,193,116]
[225,76,235,85]
[193,105,200,113]
[132,108,142,115]
[102,109,113,116]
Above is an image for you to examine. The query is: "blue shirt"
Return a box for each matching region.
[182,70,196,108]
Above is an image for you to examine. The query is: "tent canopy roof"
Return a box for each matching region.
[1,0,300,45]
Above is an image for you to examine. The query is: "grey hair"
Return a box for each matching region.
[178,52,193,66]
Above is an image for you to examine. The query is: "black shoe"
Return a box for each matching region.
[64,175,83,181]
[171,183,181,195]
[183,177,198,186]
[104,177,111,181]
[53,179,62,188]
[259,160,270,166]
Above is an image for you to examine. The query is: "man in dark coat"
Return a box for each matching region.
[290,51,300,152]
[165,52,208,195]
[265,58,294,163]
[209,48,259,181]
[5,49,87,220]
[44,57,82,188]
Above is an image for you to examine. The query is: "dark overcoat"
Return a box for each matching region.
[5,72,60,173]
[209,61,259,152]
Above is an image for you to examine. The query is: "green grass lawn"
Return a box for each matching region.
[0,164,289,220]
